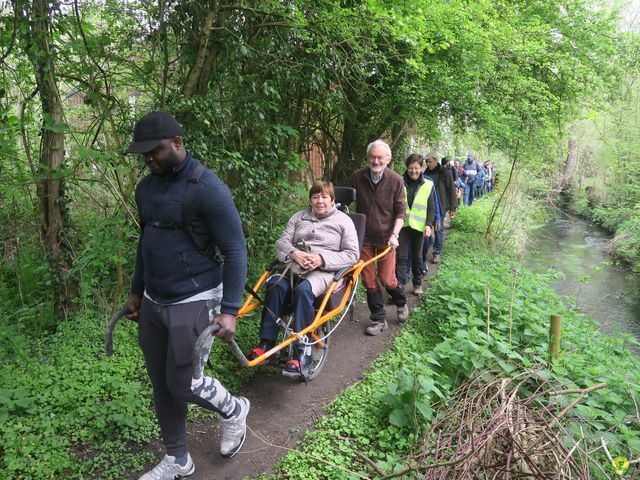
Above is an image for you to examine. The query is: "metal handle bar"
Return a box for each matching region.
[104,308,130,356]
[192,323,249,379]
[105,307,248,375]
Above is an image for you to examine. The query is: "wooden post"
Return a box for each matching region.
[548,314,561,368]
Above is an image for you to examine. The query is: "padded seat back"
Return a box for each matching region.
[334,186,356,210]
[334,186,365,250]
[348,212,366,251]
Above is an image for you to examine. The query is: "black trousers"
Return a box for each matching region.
[138,295,236,457]
[396,227,425,287]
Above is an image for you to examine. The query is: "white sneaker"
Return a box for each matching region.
[138,453,194,480]
[220,397,250,458]
[413,286,424,295]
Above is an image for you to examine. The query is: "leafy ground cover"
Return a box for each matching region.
[269,199,640,479]
[0,302,262,479]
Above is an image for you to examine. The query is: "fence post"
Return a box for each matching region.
[548,314,561,368]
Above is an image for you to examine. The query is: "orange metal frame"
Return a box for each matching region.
[237,246,391,367]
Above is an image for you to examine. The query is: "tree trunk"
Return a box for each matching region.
[183,1,220,98]
[559,136,577,192]
[332,116,361,184]
[23,0,78,322]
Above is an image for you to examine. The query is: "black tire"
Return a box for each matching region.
[304,319,331,381]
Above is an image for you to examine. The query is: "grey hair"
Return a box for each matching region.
[366,139,392,158]
[424,151,438,161]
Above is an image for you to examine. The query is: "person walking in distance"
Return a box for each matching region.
[423,152,457,264]
[462,153,481,206]
[123,111,250,480]
[348,139,410,335]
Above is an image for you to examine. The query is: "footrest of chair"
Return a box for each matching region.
[246,348,273,365]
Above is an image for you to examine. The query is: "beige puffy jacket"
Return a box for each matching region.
[275,206,360,296]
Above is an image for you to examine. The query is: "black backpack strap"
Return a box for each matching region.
[182,161,208,252]
[135,175,152,229]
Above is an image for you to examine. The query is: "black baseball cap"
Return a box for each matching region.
[125,111,184,154]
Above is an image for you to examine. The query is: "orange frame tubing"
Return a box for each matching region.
[239,246,391,367]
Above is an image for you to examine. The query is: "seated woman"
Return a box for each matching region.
[248,181,360,375]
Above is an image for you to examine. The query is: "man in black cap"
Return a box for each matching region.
[123,111,249,480]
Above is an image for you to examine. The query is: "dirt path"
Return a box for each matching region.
[133,265,438,480]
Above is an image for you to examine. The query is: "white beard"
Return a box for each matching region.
[370,164,386,180]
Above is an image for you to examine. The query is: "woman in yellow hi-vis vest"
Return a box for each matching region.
[396,154,436,296]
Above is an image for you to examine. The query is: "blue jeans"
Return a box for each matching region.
[463,184,474,206]
[260,278,315,351]
[422,217,445,261]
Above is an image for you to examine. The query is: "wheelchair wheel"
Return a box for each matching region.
[305,319,332,381]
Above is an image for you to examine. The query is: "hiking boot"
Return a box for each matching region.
[138,453,195,480]
[413,286,424,296]
[420,262,429,275]
[366,321,388,336]
[431,254,441,264]
[220,397,250,458]
[397,304,410,322]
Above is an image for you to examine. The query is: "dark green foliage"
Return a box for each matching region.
[0,299,263,478]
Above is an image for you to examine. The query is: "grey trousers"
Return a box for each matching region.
[138,289,237,457]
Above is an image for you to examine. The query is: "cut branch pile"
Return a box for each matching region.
[410,371,608,479]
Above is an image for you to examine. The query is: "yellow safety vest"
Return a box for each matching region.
[404,179,433,232]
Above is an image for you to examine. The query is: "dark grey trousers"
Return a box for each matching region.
[138,292,236,457]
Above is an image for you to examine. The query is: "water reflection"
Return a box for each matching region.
[526,216,640,350]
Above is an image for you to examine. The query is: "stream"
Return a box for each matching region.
[525,214,640,352]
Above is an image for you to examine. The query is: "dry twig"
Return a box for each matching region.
[384,369,614,480]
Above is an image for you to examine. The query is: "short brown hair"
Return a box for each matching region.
[405,153,424,168]
[309,181,335,202]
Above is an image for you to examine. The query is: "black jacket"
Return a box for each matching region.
[131,153,247,315]
[424,163,457,214]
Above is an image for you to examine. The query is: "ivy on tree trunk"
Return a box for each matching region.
[21,0,78,322]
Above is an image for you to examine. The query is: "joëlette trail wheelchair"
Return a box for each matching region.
[105,187,391,382]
